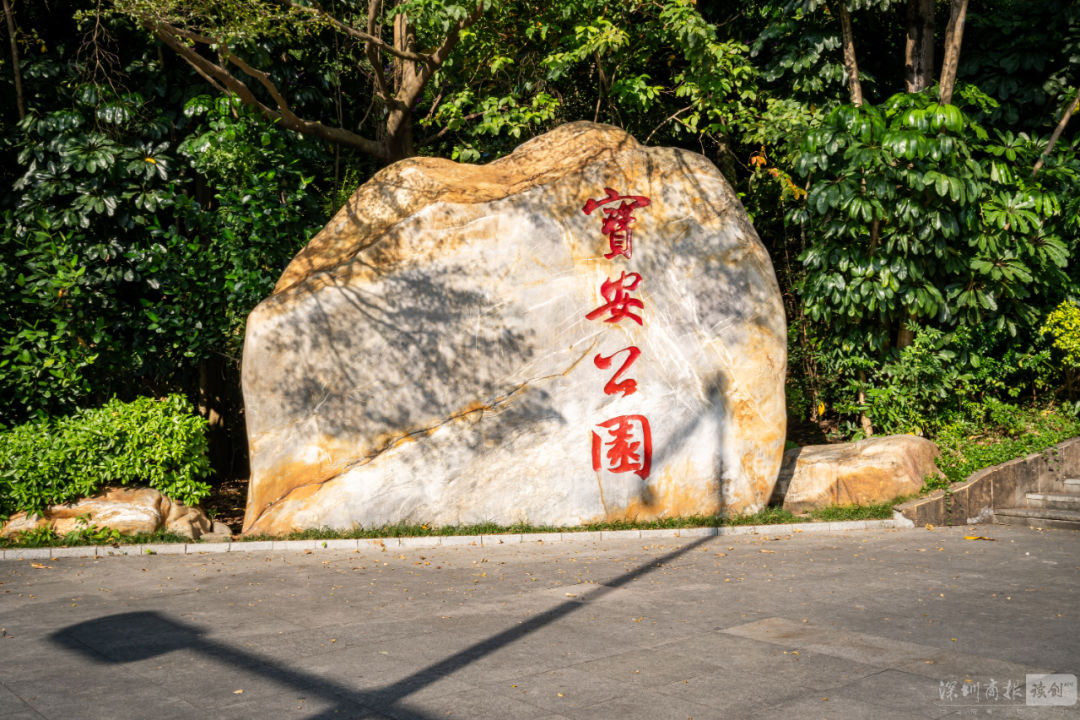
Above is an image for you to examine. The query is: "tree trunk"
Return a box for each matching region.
[897,317,915,348]
[938,0,969,105]
[1033,88,1080,176]
[857,371,874,437]
[904,0,935,93]
[198,357,231,479]
[2,0,24,121]
[834,1,863,106]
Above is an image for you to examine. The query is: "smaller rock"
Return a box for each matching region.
[776,435,942,513]
[198,521,235,543]
[0,487,213,540]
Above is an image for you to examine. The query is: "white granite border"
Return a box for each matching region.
[0,519,897,560]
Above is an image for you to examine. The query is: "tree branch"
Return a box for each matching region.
[150,19,391,160]
[938,0,969,105]
[416,110,484,147]
[397,1,483,111]
[1033,89,1080,176]
[645,105,694,144]
[833,0,863,106]
[2,0,25,120]
[284,0,430,64]
[363,0,395,107]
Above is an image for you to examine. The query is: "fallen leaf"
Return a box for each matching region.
[30,563,53,569]
[760,549,775,554]
[925,523,934,530]
[963,536,995,541]
[233,689,244,695]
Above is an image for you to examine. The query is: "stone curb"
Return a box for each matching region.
[0,519,896,561]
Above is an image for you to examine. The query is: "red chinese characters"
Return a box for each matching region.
[583,187,653,480]
[593,346,640,397]
[585,271,644,326]
[591,415,652,479]
[582,187,651,260]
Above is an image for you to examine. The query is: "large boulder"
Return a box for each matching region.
[0,487,216,539]
[241,121,786,535]
[776,435,942,512]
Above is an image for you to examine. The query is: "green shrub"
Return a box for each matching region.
[1041,300,1080,368]
[0,394,211,519]
[929,401,1080,490]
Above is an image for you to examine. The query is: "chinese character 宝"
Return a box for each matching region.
[582,187,651,260]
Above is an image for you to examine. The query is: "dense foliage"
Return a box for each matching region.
[1,0,1078,496]
[0,394,211,518]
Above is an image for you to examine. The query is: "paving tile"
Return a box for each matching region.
[231,541,273,552]
[383,686,554,720]
[439,535,481,547]
[676,526,718,537]
[191,542,232,554]
[392,536,438,549]
[651,667,809,714]
[600,529,640,540]
[719,525,757,536]
[827,668,957,718]
[271,540,318,551]
[752,694,929,720]
[482,534,522,545]
[522,533,564,543]
[565,689,718,720]
[560,531,603,543]
[569,645,724,688]
[477,666,627,712]
[142,543,188,555]
[892,649,1049,682]
[723,617,935,667]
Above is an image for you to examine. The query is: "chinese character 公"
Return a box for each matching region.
[591,414,652,479]
[594,346,641,398]
[582,187,651,260]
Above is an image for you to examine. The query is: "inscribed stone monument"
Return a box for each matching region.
[241,122,786,534]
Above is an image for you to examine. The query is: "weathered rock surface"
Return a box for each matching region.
[0,487,214,539]
[241,121,786,535]
[776,435,942,512]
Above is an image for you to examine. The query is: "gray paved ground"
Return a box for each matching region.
[1,524,1078,720]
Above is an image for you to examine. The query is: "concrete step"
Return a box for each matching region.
[994,507,1080,530]
[1024,492,1080,510]
[1065,478,1080,489]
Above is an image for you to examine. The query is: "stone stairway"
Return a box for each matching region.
[994,478,1080,530]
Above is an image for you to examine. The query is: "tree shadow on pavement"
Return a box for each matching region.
[49,536,711,719]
